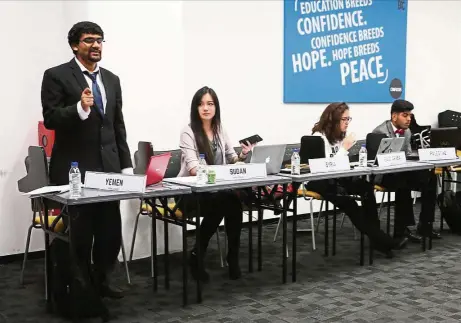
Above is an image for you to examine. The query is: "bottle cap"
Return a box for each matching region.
[293,148,299,152]
[361,144,366,147]
[71,161,78,167]
[199,154,205,158]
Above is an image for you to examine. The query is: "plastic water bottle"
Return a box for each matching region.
[291,148,301,175]
[358,145,367,168]
[197,154,207,184]
[69,162,82,198]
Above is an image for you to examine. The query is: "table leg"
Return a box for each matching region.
[182,203,188,307]
[282,184,287,284]
[332,205,336,256]
[324,201,329,257]
[68,205,77,320]
[386,191,391,235]
[195,194,202,303]
[43,198,53,313]
[257,187,263,272]
[163,199,170,290]
[441,168,445,231]
[248,188,253,273]
[152,198,158,292]
[292,183,299,283]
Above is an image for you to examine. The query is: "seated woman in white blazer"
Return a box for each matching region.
[306,102,407,258]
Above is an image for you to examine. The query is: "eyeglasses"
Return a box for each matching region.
[80,37,105,45]
[341,117,352,122]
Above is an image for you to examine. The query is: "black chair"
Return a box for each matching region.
[300,136,325,164]
[155,149,182,178]
[18,146,131,286]
[438,110,461,128]
[133,141,154,175]
[348,139,366,163]
[281,143,301,168]
[18,147,64,285]
[410,114,431,149]
[365,133,395,234]
[129,141,155,262]
[365,133,387,161]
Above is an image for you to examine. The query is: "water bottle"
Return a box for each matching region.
[197,154,207,184]
[358,145,367,168]
[69,161,82,198]
[291,148,301,175]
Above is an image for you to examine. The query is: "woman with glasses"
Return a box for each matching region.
[178,86,255,282]
[307,102,406,258]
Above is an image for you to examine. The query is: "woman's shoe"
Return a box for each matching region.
[227,254,242,280]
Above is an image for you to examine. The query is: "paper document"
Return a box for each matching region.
[23,185,70,196]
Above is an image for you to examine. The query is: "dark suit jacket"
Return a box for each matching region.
[41,59,132,185]
[372,120,413,156]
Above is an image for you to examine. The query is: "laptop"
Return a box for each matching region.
[145,152,171,186]
[368,137,405,166]
[430,127,461,150]
[250,144,286,175]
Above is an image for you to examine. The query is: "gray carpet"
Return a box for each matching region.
[2,204,461,323]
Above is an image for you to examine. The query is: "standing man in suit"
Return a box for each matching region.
[41,21,132,298]
[373,100,440,243]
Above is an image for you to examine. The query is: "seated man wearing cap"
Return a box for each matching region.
[373,99,440,244]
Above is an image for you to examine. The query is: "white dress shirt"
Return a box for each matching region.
[74,58,133,175]
[75,57,107,120]
[390,123,406,137]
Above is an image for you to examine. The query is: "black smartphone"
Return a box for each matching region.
[239,134,263,145]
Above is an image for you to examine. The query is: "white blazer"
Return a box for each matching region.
[313,132,349,158]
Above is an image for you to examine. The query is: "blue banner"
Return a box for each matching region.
[284,0,408,103]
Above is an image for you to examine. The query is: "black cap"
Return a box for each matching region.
[391,99,414,114]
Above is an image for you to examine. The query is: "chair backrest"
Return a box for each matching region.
[154,149,182,178]
[133,141,154,175]
[300,136,325,164]
[282,143,301,167]
[18,146,49,193]
[438,110,461,128]
[366,133,387,161]
[348,139,366,162]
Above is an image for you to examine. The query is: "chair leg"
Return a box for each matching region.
[310,199,316,251]
[377,192,385,220]
[120,235,131,285]
[216,229,224,268]
[339,213,347,229]
[223,223,227,267]
[315,201,324,233]
[129,211,142,262]
[273,215,282,242]
[20,224,34,285]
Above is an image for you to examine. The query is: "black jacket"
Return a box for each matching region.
[41,59,132,184]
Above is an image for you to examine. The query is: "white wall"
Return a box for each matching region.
[1,1,460,257]
[0,1,68,256]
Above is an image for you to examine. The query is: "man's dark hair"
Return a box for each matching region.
[67,21,104,55]
[391,99,414,115]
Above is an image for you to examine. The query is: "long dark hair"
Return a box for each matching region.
[312,102,349,144]
[190,86,222,164]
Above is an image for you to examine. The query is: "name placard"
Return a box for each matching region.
[309,156,350,174]
[209,163,267,181]
[84,171,147,193]
[418,147,457,161]
[377,152,406,167]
